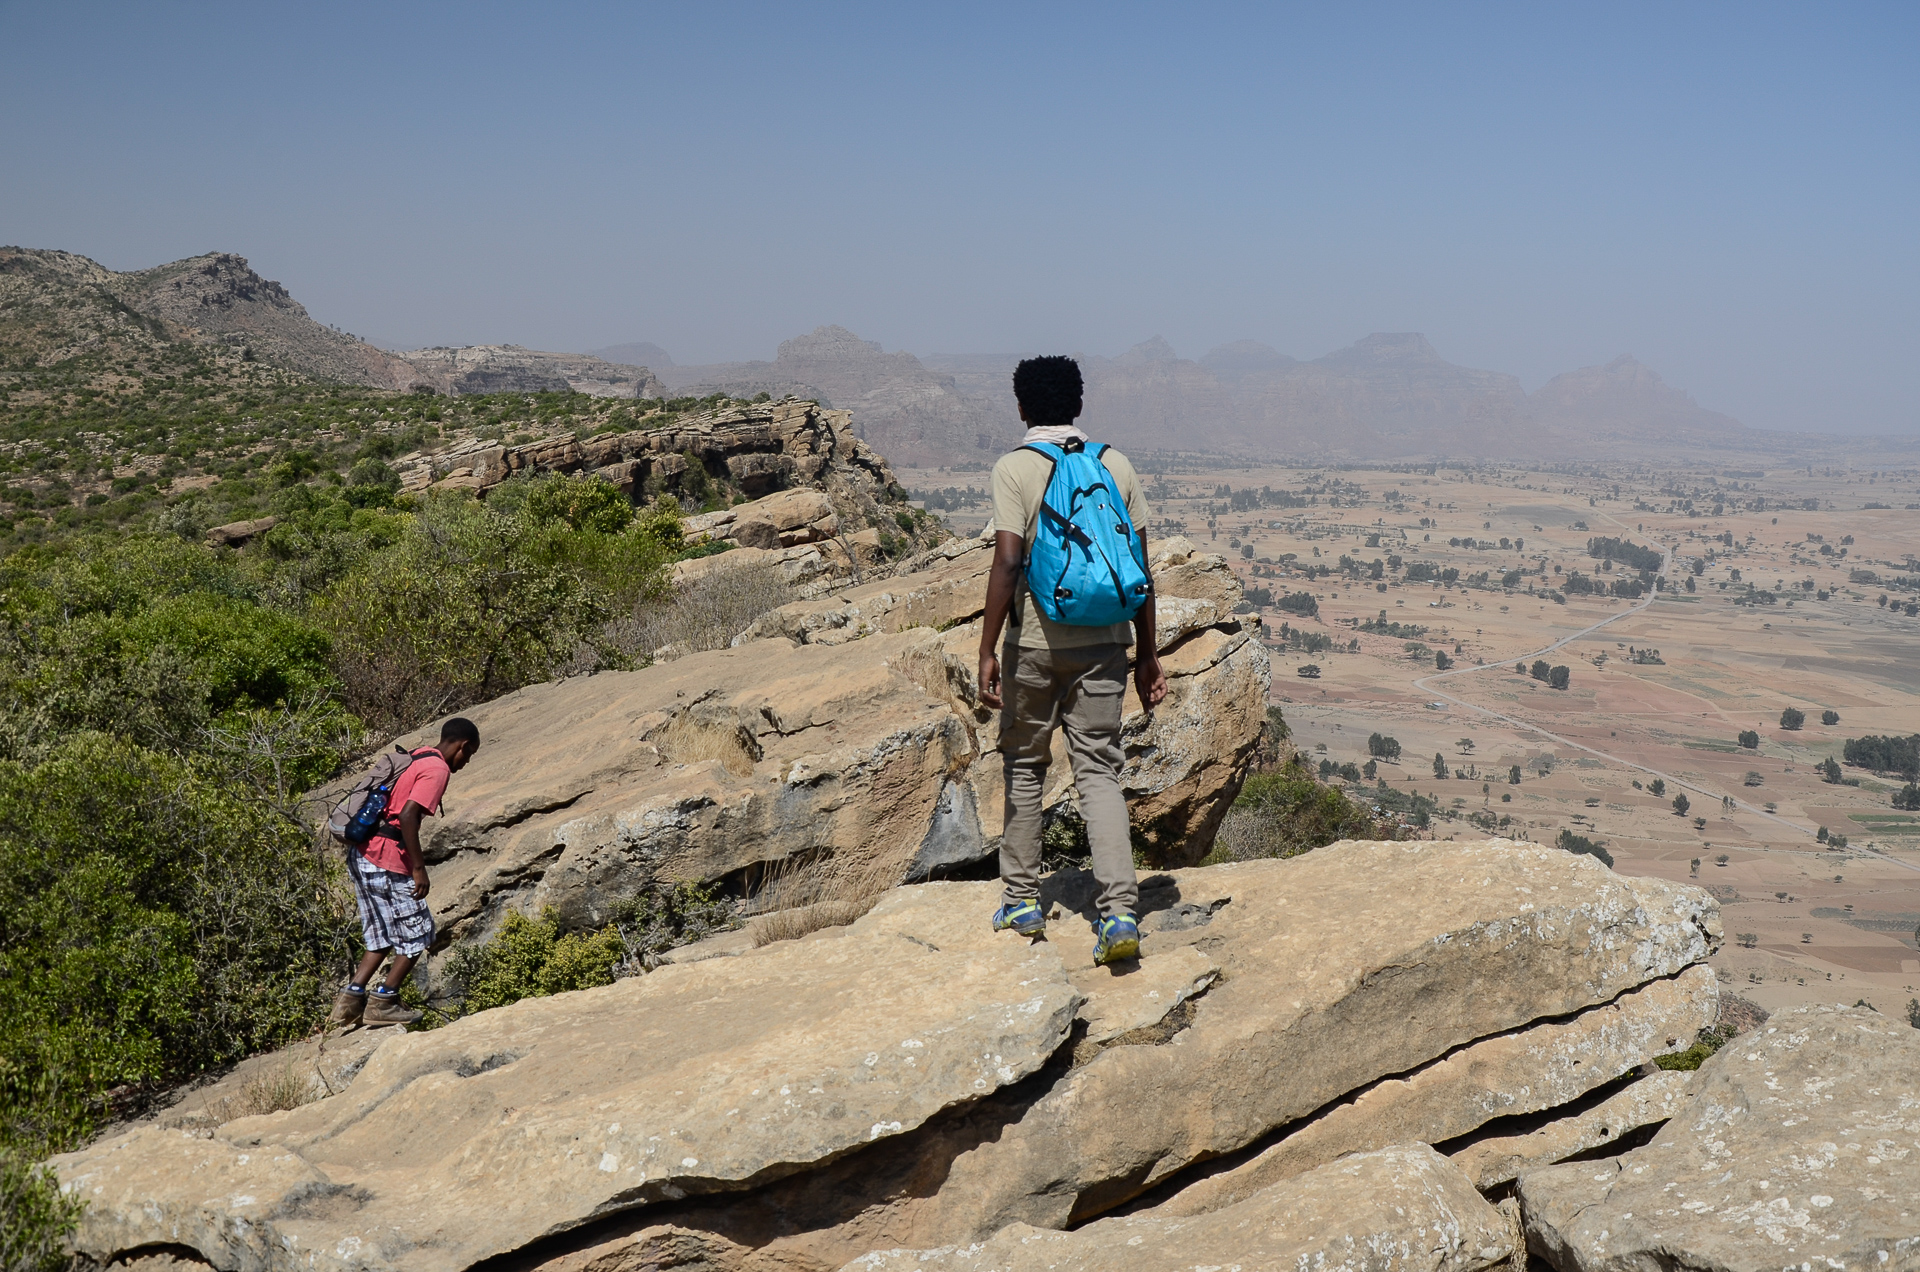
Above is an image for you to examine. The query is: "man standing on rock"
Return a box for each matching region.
[978,356,1167,966]
[329,717,481,1028]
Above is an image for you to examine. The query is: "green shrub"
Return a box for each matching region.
[1204,757,1409,864]
[0,1147,83,1272]
[441,909,627,1017]
[1654,1022,1737,1070]
[0,734,353,1157]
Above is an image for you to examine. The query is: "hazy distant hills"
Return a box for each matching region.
[649,327,1748,465]
[5,245,1752,465]
[2,248,665,401]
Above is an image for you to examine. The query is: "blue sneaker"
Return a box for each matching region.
[992,900,1047,936]
[1092,914,1140,965]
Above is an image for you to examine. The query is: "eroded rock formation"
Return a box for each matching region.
[348,533,1263,949]
[57,842,1729,1272]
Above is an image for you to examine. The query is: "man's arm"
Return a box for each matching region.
[1133,532,1168,709]
[977,531,1025,709]
[397,801,432,900]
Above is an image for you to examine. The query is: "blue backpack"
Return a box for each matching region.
[1019,440,1152,627]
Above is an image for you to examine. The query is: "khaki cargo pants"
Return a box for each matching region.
[998,640,1139,919]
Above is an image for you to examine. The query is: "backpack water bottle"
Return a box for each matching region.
[326,746,421,844]
[1020,440,1152,627]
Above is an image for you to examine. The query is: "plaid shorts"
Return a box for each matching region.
[348,846,437,957]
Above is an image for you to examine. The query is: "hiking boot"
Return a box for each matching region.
[327,986,366,1027]
[991,899,1047,937]
[1092,914,1140,966]
[363,988,421,1027]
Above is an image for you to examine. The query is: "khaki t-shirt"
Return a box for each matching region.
[990,441,1149,650]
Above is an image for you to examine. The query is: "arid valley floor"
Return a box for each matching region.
[904,455,1920,1017]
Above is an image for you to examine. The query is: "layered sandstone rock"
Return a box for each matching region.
[1154,965,1717,1216]
[327,534,1263,948]
[845,1145,1513,1272]
[1451,1069,1695,1190]
[53,890,1082,1272]
[1518,1002,1920,1271]
[390,344,667,398]
[56,847,1721,1272]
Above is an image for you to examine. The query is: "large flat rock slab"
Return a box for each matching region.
[1518,1002,1920,1272]
[53,888,1081,1272]
[842,1144,1513,1272]
[1158,964,1717,1216]
[538,842,1719,1271]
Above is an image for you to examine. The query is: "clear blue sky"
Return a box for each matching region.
[3,2,1916,434]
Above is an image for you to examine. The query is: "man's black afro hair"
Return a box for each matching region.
[1012,356,1083,426]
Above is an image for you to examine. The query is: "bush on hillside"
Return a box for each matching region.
[319,481,678,733]
[1556,828,1614,868]
[1204,757,1410,864]
[0,735,354,1157]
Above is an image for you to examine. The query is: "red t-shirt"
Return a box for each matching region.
[361,749,451,874]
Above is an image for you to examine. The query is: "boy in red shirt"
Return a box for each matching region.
[330,718,480,1028]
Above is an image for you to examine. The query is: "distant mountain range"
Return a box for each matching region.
[1,249,664,401]
[3,246,1753,467]
[605,327,1746,466]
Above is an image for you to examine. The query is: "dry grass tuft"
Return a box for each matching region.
[749,838,920,947]
[658,714,757,777]
[201,1063,317,1124]
[619,560,797,661]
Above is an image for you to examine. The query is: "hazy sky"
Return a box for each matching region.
[3,2,1916,434]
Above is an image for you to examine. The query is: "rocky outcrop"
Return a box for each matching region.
[396,400,891,500]
[657,326,1018,467]
[389,344,667,398]
[343,533,1263,949]
[1517,1002,1920,1271]
[54,889,1081,1272]
[1153,965,1718,1217]
[112,253,426,390]
[847,1145,1514,1272]
[55,844,1722,1272]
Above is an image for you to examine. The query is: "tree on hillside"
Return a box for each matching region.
[1366,732,1401,761]
[1738,730,1760,749]
[1649,778,1665,796]
[1819,756,1843,784]
[1780,707,1806,731]
[1457,738,1475,754]
[1822,710,1840,726]
[1433,752,1448,780]
[1509,765,1521,784]
[1672,792,1690,816]
[1548,665,1571,690]
[1530,659,1551,682]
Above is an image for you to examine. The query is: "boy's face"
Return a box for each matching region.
[446,739,478,772]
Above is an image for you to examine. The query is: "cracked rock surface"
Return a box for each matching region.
[842,1144,1514,1272]
[1517,1002,1920,1272]
[52,888,1081,1272]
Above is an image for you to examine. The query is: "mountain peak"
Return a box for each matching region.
[1116,335,1178,365]
[1318,333,1444,367]
[778,325,885,363]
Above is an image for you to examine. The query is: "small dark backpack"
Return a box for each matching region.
[326,746,428,844]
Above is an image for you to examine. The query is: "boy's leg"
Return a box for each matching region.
[997,641,1062,911]
[351,948,388,988]
[1058,643,1139,920]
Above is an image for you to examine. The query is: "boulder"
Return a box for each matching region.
[843,1144,1513,1272]
[533,844,1718,1271]
[1517,1002,1920,1272]
[1154,964,1718,1216]
[1451,1069,1695,1190]
[203,516,278,547]
[52,848,1720,1272]
[334,542,1264,946]
[52,888,1082,1272]
[686,487,839,548]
